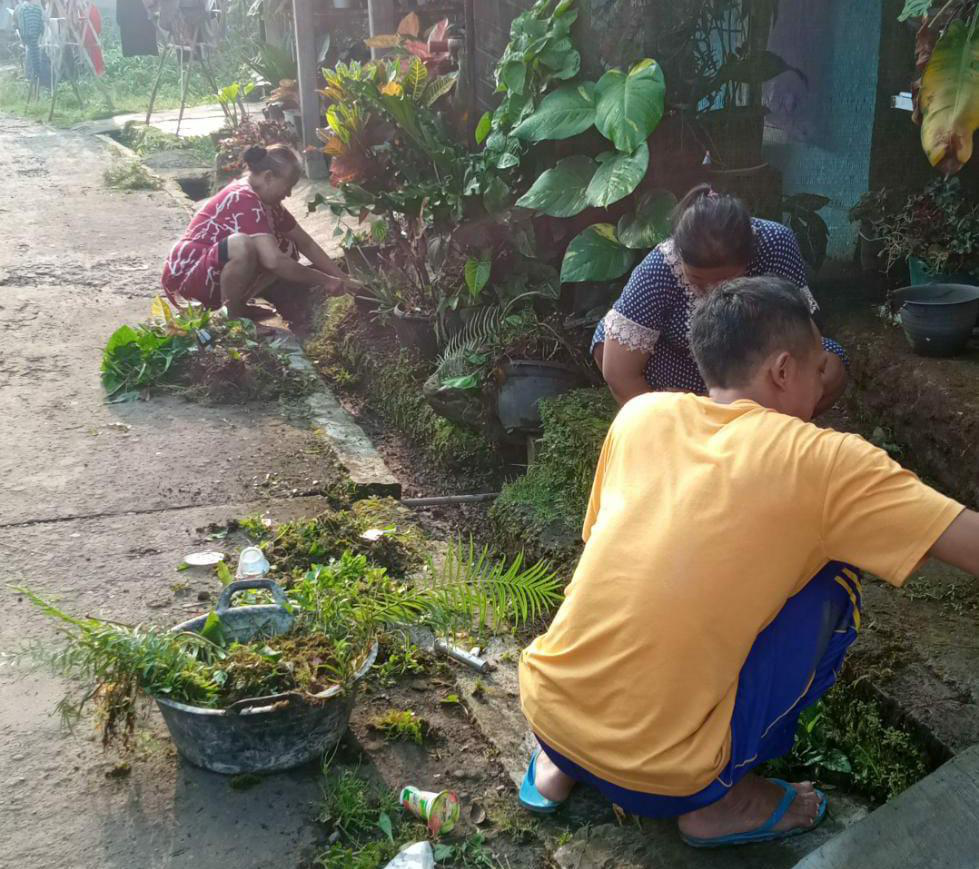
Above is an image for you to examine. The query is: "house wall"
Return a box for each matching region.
[762,0,883,259]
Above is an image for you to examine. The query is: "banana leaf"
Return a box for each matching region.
[920,18,979,175]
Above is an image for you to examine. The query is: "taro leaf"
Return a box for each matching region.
[920,19,979,175]
[899,0,932,21]
[200,611,226,645]
[515,154,598,217]
[465,257,492,295]
[560,223,636,283]
[377,811,394,842]
[475,111,492,144]
[512,81,597,142]
[595,59,665,152]
[500,59,527,95]
[585,142,649,208]
[617,189,677,249]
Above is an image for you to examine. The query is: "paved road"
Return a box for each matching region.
[0,115,337,869]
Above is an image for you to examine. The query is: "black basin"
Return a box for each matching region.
[891,284,979,357]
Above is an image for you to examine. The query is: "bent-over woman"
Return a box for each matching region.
[592,185,848,414]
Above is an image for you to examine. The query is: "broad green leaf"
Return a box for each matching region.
[496,151,521,169]
[215,561,234,587]
[595,59,665,152]
[465,257,492,295]
[515,154,597,217]
[441,374,480,390]
[102,325,140,361]
[899,0,931,21]
[585,142,648,208]
[474,111,492,144]
[200,611,226,645]
[617,189,677,249]
[500,59,527,95]
[560,223,635,283]
[920,19,979,174]
[554,0,576,14]
[512,82,596,142]
[699,51,805,102]
[540,42,581,80]
[821,748,853,774]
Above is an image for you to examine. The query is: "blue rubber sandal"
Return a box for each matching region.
[681,778,828,848]
[518,749,566,814]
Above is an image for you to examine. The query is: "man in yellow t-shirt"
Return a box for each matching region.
[517,276,979,847]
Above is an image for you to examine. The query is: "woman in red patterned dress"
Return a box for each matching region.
[162,144,359,321]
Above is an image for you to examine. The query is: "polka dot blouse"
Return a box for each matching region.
[592,219,848,394]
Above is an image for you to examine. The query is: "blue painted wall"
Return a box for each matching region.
[763,0,883,260]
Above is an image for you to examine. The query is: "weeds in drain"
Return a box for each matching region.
[369,709,428,745]
[763,681,929,803]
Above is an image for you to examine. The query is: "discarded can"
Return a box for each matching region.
[400,786,460,836]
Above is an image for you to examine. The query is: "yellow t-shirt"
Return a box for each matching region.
[519,393,963,796]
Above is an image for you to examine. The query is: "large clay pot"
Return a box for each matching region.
[891,284,979,357]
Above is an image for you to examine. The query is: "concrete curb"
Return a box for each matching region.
[93,132,196,215]
[276,334,402,499]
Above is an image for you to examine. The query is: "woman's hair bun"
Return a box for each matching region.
[242,145,268,169]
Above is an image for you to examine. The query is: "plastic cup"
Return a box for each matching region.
[236,546,269,579]
[399,786,460,836]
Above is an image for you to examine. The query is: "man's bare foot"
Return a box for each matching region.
[678,774,824,841]
[534,749,575,802]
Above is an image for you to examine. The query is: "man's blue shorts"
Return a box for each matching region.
[537,561,862,818]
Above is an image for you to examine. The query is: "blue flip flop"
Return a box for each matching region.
[681,778,828,848]
[518,749,566,814]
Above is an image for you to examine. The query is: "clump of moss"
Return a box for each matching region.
[306,297,495,471]
[764,681,931,804]
[490,388,616,564]
[250,498,425,579]
[369,709,428,745]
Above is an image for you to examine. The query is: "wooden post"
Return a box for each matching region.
[367,0,397,59]
[292,0,327,179]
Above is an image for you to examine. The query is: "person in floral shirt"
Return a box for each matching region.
[162,144,359,322]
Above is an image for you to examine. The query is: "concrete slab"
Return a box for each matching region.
[794,743,979,869]
[77,103,230,139]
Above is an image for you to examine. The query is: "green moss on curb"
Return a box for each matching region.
[490,388,616,565]
[306,297,494,471]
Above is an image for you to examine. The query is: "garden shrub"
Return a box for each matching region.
[490,388,616,565]
[306,297,495,471]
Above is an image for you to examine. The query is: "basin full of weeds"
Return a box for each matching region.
[157,578,377,775]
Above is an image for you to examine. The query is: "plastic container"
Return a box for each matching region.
[400,786,460,836]
[236,546,269,579]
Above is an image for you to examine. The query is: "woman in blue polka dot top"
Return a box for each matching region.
[592,185,849,412]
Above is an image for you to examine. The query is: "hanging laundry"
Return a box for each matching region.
[76,0,105,76]
[116,0,157,57]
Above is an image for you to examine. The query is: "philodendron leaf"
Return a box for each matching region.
[512,81,597,142]
[560,223,635,283]
[474,111,492,144]
[595,59,665,152]
[515,154,597,217]
[585,142,648,208]
[920,19,979,175]
[617,189,677,249]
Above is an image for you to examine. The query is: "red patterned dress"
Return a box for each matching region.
[162,179,299,308]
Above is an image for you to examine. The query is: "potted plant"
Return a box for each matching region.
[848,189,900,275]
[877,178,979,285]
[17,541,560,773]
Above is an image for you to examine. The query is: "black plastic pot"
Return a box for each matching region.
[858,229,884,274]
[393,304,438,359]
[495,361,586,434]
[891,284,979,357]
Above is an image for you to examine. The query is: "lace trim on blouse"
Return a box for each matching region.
[604,308,660,354]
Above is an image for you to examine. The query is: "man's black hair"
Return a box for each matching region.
[689,276,818,389]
